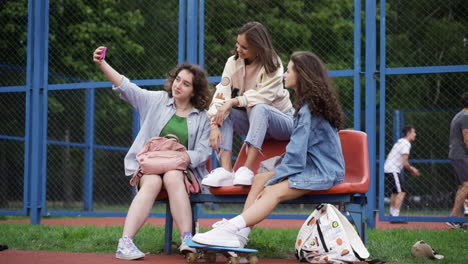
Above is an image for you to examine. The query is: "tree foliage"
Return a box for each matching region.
[0,0,466,206]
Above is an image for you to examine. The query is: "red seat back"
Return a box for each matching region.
[233,140,289,172]
[310,130,370,194]
[340,130,370,184]
[211,130,370,195]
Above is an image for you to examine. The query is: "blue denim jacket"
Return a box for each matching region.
[113,76,211,183]
[265,104,345,190]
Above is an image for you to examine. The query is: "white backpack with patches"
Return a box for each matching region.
[295,203,370,263]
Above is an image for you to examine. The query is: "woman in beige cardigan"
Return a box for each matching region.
[202,21,294,194]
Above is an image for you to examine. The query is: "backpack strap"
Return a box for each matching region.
[329,205,370,259]
[164,134,180,142]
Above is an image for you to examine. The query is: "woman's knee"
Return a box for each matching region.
[139,174,162,191]
[249,104,271,127]
[250,104,270,117]
[252,171,274,187]
[163,170,184,187]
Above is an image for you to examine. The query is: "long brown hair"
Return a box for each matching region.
[233,21,280,74]
[165,63,211,110]
[290,51,344,130]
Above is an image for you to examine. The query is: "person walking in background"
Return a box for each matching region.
[93,47,212,259]
[384,125,420,221]
[202,21,294,188]
[193,51,345,248]
[446,92,468,229]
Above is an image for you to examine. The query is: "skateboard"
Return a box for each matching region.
[184,238,259,264]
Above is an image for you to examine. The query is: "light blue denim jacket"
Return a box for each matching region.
[113,76,211,183]
[265,104,345,190]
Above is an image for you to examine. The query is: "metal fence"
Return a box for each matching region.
[378,0,467,224]
[0,0,467,226]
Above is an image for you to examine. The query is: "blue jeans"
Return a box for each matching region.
[220,104,294,151]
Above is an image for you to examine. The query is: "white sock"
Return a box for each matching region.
[228,215,246,231]
[237,227,251,238]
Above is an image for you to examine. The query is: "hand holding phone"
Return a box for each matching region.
[98,47,107,61]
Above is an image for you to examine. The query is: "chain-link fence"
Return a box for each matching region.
[45,0,181,213]
[0,0,28,211]
[381,0,467,220]
[0,0,466,223]
[203,0,358,214]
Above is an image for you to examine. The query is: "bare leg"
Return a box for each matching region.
[450,182,468,216]
[243,146,260,170]
[393,192,406,213]
[163,170,192,234]
[241,180,310,227]
[390,193,397,209]
[219,150,233,171]
[123,174,162,237]
[243,171,275,212]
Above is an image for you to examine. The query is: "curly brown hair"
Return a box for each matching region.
[165,63,211,110]
[290,51,344,130]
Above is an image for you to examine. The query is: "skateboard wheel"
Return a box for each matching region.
[248,256,259,264]
[204,252,216,262]
[186,252,197,263]
[227,256,239,264]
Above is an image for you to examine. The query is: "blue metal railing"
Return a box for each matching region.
[2,0,468,227]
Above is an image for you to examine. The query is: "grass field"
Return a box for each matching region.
[0,221,466,263]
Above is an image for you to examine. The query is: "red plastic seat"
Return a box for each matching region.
[209,140,288,195]
[209,130,369,195]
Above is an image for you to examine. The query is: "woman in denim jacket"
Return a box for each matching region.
[93,47,211,259]
[193,51,345,248]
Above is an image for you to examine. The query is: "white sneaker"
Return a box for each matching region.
[202,168,234,187]
[212,219,249,248]
[236,230,249,248]
[192,222,240,248]
[115,236,145,260]
[212,218,229,228]
[179,237,196,254]
[233,167,254,185]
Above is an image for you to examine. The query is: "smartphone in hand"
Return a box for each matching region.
[98,47,107,61]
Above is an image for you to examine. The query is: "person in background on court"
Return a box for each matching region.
[446,92,468,229]
[93,47,212,259]
[202,21,294,188]
[384,125,420,222]
[192,51,345,248]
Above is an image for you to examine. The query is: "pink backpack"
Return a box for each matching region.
[129,135,200,194]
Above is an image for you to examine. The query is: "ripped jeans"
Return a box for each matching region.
[219,104,294,152]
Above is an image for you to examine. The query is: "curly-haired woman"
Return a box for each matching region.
[193,51,345,248]
[93,47,212,259]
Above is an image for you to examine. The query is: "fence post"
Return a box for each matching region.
[186,0,198,64]
[83,89,95,211]
[26,0,49,225]
[353,0,362,130]
[198,0,205,68]
[178,0,186,64]
[378,0,387,223]
[365,0,377,228]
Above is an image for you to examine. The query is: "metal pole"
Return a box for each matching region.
[365,0,377,228]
